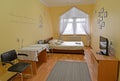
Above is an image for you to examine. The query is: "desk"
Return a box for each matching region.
[18,46,47,75]
[29,44,49,52]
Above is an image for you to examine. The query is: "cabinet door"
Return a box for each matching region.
[98,61,118,81]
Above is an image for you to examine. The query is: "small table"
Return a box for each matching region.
[18,46,47,75]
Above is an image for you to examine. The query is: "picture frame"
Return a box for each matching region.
[100,8,104,13]
[98,12,101,17]
[97,19,100,24]
[39,15,43,28]
[99,23,102,29]
[101,21,105,27]
[104,11,107,18]
[99,16,103,21]
[97,7,107,29]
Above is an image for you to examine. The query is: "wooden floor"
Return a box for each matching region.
[12,53,85,81]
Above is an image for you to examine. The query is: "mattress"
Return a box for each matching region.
[49,41,84,50]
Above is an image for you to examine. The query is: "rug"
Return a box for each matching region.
[46,61,91,81]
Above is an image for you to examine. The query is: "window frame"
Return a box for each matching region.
[61,17,87,36]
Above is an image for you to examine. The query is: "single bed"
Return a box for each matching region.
[44,37,84,54]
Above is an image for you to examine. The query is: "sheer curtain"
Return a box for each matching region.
[60,18,68,35]
[72,18,76,35]
[59,18,69,39]
[81,17,90,46]
[59,7,90,45]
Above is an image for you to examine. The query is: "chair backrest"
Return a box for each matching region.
[1,50,17,63]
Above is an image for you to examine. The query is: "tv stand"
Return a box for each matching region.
[85,48,118,81]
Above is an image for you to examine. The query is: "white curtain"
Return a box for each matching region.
[72,18,76,35]
[81,17,90,46]
[59,18,69,39]
[59,7,90,44]
[60,18,68,34]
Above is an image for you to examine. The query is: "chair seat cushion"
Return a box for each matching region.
[8,62,30,73]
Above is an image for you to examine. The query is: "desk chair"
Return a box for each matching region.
[1,50,33,81]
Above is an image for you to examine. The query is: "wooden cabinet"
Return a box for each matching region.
[85,48,118,81]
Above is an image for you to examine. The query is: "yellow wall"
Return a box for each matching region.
[1,0,120,80]
[91,0,120,80]
[0,0,53,80]
[0,0,53,53]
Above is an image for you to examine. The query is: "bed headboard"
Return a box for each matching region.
[44,37,53,43]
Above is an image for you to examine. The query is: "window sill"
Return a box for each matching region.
[61,34,87,36]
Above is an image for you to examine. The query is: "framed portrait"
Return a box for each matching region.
[97,19,100,24]
[101,21,105,27]
[104,11,107,18]
[99,23,102,29]
[99,16,103,21]
[100,8,104,13]
[98,12,101,17]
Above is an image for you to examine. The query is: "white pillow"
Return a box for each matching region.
[55,41,62,45]
[48,39,58,44]
[57,40,63,43]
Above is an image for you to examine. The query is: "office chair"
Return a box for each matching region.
[1,49,33,81]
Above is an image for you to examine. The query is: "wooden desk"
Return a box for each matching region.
[20,49,47,75]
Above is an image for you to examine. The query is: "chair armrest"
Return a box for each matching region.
[18,53,28,57]
[2,61,14,66]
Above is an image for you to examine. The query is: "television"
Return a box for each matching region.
[99,36,109,56]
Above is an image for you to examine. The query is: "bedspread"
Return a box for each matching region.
[49,41,84,50]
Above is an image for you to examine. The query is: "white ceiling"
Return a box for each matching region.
[40,0,96,7]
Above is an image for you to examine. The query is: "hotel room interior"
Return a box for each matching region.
[0,0,120,81]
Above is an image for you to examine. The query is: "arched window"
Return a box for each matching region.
[60,7,90,36]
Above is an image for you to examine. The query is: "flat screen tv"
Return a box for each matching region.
[99,36,109,56]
